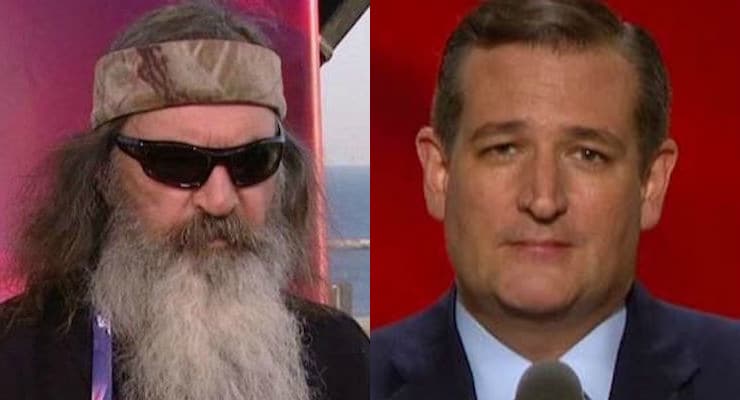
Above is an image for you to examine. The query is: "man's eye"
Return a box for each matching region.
[487,143,517,156]
[576,147,608,163]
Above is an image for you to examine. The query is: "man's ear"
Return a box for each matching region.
[640,138,678,230]
[416,127,449,221]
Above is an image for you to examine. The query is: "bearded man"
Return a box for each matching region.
[0,3,368,400]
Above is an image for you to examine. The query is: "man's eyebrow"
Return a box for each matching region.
[565,125,626,152]
[469,120,528,142]
[469,121,628,152]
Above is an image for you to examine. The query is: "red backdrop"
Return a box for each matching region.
[0,0,327,302]
[371,1,740,329]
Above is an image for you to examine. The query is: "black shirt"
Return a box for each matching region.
[0,293,369,400]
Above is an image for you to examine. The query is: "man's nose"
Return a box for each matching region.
[192,165,238,217]
[516,151,568,223]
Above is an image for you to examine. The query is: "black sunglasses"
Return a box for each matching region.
[114,121,285,189]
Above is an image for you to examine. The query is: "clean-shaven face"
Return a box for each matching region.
[419,43,676,322]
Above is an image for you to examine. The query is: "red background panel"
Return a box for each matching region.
[371,1,740,329]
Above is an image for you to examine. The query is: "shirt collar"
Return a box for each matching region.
[456,299,626,400]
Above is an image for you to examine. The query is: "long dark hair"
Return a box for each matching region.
[8,1,317,324]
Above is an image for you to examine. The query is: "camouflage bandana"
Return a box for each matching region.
[91,39,286,129]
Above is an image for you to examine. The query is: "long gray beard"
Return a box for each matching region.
[89,207,311,400]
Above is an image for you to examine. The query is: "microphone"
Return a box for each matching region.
[514,361,586,400]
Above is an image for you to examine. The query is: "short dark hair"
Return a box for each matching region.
[432,0,670,169]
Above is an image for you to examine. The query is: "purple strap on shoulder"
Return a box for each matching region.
[92,313,113,400]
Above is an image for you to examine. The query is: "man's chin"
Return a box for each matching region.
[493,285,580,322]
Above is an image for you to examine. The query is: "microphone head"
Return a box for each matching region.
[514,360,585,400]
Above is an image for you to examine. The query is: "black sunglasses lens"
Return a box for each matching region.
[229,142,284,187]
[143,146,210,187]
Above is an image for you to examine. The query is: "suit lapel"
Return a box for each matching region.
[609,283,698,400]
[387,283,700,400]
[388,290,476,400]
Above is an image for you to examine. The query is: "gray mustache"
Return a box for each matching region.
[170,214,259,253]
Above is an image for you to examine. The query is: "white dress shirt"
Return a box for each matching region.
[456,299,626,400]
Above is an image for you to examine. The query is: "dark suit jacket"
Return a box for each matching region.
[0,293,369,400]
[371,283,740,400]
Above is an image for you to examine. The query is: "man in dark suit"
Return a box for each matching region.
[0,2,367,400]
[371,0,740,399]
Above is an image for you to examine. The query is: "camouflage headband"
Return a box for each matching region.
[91,39,286,129]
